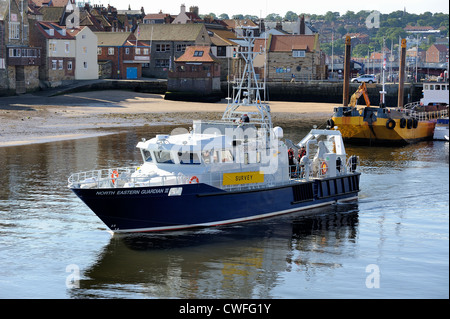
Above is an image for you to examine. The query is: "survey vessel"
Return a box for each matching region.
[68,27,361,233]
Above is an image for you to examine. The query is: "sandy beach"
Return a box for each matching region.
[0,90,337,147]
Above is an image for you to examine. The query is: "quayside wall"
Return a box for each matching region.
[5,79,422,107]
[250,82,423,107]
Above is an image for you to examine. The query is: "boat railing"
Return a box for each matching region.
[68,160,360,192]
[68,166,140,189]
[398,108,448,121]
[289,157,359,181]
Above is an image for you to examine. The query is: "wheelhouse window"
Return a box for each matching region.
[178,152,201,165]
[212,150,234,163]
[154,150,175,164]
[141,149,153,162]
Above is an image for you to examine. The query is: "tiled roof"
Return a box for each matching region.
[175,46,219,63]
[269,35,318,52]
[431,44,449,52]
[208,29,238,46]
[137,24,206,41]
[35,21,75,39]
[39,6,65,22]
[95,32,133,46]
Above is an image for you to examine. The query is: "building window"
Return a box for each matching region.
[143,48,149,55]
[52,60,57,70]
[156,44,170,52]
[217,46,226,57]
[135,48,141,55]
[83,47,87,54]
[176,44,186,52]
[108,47,115,55]
[292,50,306,58]
[9,22,20,40]
[49,42,56,53]
[193,51,204,57]
[155,59,170,68]
[125,48,130,54]
[68,61,73,70]
[83,62,88,69]
[9,48,21,57]
[98,47,102,55]
[65,42,70,53]
[58,60,63,70]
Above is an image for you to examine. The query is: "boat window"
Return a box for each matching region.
[221,150,234,163]
[424,84,429,90]
[201,151,211,164]
[178,151,201,165]
[436,85,440,90]
[212,151,219,163]
[430,85,434,90]
[142,149,153,162]
[154,150,175,164]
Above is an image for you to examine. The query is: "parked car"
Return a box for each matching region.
[351,74,376,83]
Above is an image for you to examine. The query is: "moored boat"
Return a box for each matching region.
[68,27,361,234]
[329,37,448,146]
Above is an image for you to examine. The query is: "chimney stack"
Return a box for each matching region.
[300,15,305,35]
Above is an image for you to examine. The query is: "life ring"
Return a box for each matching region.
[321,162,328,175]
[386,119,396,129]
[412,118,418,128]
[111,170,119,184]
[189,176,199,184]
[399,118,407,128]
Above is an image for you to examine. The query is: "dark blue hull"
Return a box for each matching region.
[71,174,360,233]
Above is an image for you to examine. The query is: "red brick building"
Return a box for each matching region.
[426,44,449,63]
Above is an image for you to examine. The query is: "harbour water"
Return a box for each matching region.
[0,121,448,299]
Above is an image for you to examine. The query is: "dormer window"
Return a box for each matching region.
[193,51,204,57]
[292,50,305,58]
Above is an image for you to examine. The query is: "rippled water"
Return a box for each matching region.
[0,121,448,299]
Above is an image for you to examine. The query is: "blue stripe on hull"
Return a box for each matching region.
[72,174,360,233]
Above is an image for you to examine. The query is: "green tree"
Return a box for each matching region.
[353,44,370,57]
[284,11,298,21]
[219,13,229,20]
[324,11,338,22]
[342,10,356,22]
[265,13,282,22]
[232,14,244,20]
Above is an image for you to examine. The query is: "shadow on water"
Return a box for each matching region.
[70,203,359,298]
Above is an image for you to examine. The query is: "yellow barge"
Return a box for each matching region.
[329,105,440,145]
[329,37,448,145]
